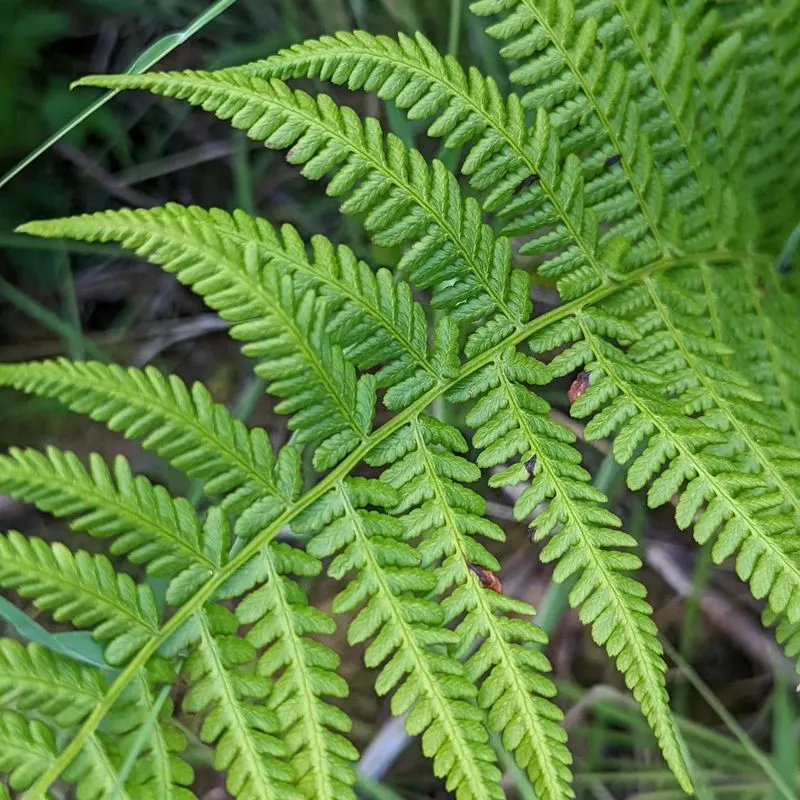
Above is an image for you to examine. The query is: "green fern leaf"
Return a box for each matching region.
[0,448,302,796]
[18,210,374,470]
[241,29,612,299]
[237,542,358,800]
[181,604,300,800]
[372,414,574,799]
[0,447,214,577]
[65,70,528,332]
[0,358,292,516]
[0,713,57,793]
[0,640,105,727]
[0,533,159,665]
[124,672,196,800]
[4,2,800,797]
[295,476,504,799]
[449,351,689,789]
[732,1,800,248]
[0,360,357,800]
[714,264,800,438]
[62,733,137,800]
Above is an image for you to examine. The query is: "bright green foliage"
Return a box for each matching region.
[0,534,159,665]
[0,714,56,793]
[0,358,295,515]
[0,640,105,727]
[0,447,213,577]
[0,1,799,798]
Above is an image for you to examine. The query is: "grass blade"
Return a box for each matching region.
[0,0,239,190]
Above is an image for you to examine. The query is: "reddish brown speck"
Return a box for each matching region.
[568,371,590,405]
[468,562,503,593]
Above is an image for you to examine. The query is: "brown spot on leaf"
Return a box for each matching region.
[568,371,590,405]
[468,562,503,593]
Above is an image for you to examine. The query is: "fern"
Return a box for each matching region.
[0,534,159,665]
[0,1,798,797]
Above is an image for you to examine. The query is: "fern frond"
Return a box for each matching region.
[450,350,690,790]
[542,315,800,628]
[181,604,300,800]
[5,4,800,797]
[735,0,800,247]
[0,437,315,797]
[598,0,731,245]
[0,640,105,727]
[371,414,574,799]
[19,211,374,470]
[125,672,196,800]
[237,542,358,800]
[715,260,800,438]
[0,533,159,664]
[66,70,528,331]
[0,642,161,799]
[244,29,614,300]
[295,476,503,799]
[0,641,193,797]
[63,734,138,800]
[606,270,800,498]
[0,447,214,577]
[0,713,57,792]
[12,209,439,413]
[665,1,749,192]
[471,0,671,260]
[0,361,357,799]
[0,358,291,516]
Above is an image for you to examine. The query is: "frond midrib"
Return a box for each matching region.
[412,421,569,799]
[135,672,176,797]
[22,246,766,796]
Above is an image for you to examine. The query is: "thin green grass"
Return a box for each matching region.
[0,0,240,190]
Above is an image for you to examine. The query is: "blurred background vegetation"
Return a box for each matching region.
[0,1,797,798]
